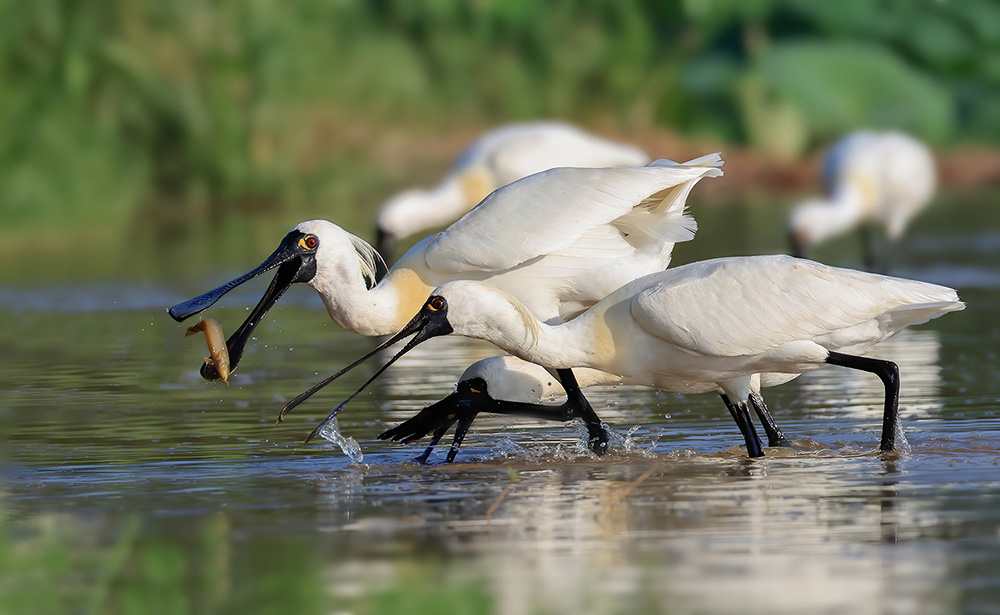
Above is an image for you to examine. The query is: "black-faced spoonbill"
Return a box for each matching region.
[788,131,936,269]
[375,356,794,463]
[376,121,649,260]
[380,358,632,463]
[310,255,964,457]
[168,155,722,453]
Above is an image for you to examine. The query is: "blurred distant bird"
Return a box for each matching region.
[788,131,936,269]
[168,155,721,454]
[375,121,650,260]
[318,255,964,457]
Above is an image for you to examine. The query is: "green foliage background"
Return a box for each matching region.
[1,0,997,238]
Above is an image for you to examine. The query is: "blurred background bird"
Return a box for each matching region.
[374,121,649,261]
[787,131,937,270]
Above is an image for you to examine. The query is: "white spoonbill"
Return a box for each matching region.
[788,131,936,269]
[310,255,964,456]
[376,354,786,462]
[380,358,630,463]
[168,155,722,452]
[376,121,649,259]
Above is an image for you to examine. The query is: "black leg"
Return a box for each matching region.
[788,228,806,259]
[749,392,789,447]
[555,369,610,455]
[859,224,888,273]
[721,394,764,458]
[826,351,900,451]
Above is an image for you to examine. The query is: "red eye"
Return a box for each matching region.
[305,235,318,249]
[428,296,445,311]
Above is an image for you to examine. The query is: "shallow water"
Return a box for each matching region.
[2,194,1000,614]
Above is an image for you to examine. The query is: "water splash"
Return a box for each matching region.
[612,424,655,456]
[318,417,364,463]
[894,420,911,454]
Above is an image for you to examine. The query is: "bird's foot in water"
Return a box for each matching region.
[585,421,610,455]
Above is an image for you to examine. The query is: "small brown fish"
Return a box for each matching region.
[186,319,231,385]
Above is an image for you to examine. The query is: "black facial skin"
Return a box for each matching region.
[274,295,454,443]
[167,230,319,381]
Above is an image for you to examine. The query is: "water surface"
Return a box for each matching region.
[2,194,999,614]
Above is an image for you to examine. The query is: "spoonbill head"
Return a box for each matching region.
[788,131,937,268]
[308,255,964,456]
[375,121,650,259]
[377,357,627,463]
[167,224,334,379]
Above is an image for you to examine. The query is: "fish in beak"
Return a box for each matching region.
[185,318,231,384]
[167,229,319,381]
[276,294,454,443]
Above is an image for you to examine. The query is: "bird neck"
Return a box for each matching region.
[310,257,435,338]
[383,180,471,240]
[833,173,876,216]
[793,190,865,247]
[458,301,603,372]
[422,177,477,228]
[527,319,604,370]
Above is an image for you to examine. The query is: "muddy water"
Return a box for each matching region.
[2,194,999,613]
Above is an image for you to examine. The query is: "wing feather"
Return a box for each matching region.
[423,156,722,274]
[630,255,960,357]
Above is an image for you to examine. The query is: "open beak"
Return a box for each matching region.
[377,378,490,444]
[280,302,453,444]
[167,230,316,380]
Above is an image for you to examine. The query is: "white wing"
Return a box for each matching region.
[423,155,722,274]
[630,255,961,357]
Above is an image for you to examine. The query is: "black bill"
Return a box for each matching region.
[291,297,454,444]
[167,229,317,380]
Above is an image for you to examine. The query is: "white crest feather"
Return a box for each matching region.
[348,235,386,289]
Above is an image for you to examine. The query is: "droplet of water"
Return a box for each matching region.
[894,420,911,453]
[319,417,364,463]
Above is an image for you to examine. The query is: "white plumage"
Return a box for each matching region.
[284,156,720,443]
[306,155,719,336]
[170,155,723,443]
[376,121,650,258]
[360,255,963,456]
[788,131,936,261]
[453,356,618,405]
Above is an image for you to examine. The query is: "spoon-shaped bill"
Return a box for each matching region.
[167,230,317,380]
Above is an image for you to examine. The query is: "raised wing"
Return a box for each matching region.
[423,155,722,274]
[630,255,958,357]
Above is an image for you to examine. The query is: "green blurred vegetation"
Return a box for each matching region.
[1,0,997,243]
[0,510,492,615]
